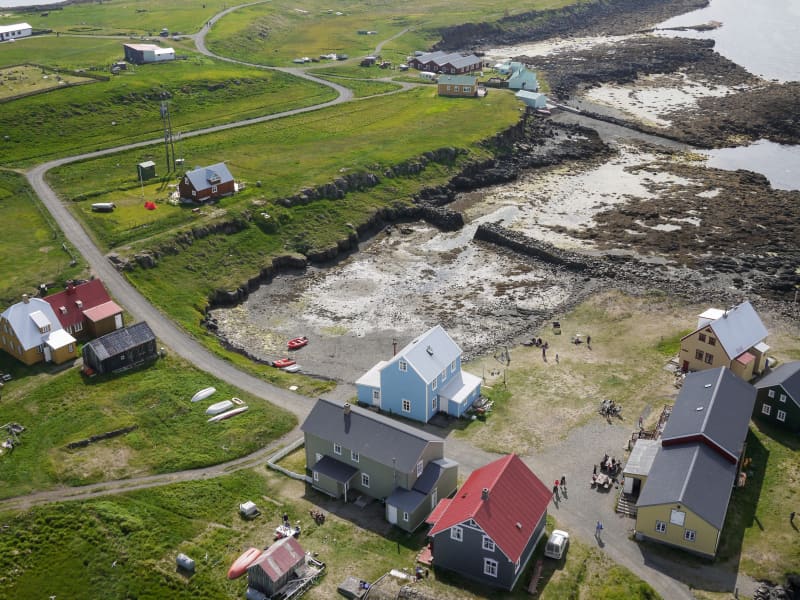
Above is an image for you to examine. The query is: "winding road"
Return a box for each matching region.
[4,5,755,598]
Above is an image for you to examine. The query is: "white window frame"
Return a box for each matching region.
[73,321,83,332]
[684,529,696,542]
[351,450,359,463]
[767,389,775,398]
[777,409,786,422]
[313,471,319,482]
[451,359,456,373]
[482,536,495,552]
[333,443,342,455]
[655,520,666,533]
[399,360,407,372]
[211,184,218,194]
[431,378,437,391]
[402,399,411,413]
[361,473,370,488]
[762,404,772,416]
[416,460,423,477]
[372,389,380,402]
[403,511,409,522]
[483,557,498,578]
[440,370,446,383]
[779,393,786,403]
[450,526,463,542]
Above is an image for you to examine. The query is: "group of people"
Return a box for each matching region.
[552,475,567,501]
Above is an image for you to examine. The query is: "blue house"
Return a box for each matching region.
[516,90,548,109]
[356,325,482,423]
[507,63,538,91]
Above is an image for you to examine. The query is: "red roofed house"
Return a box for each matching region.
[246,536,306,597]
[427,454,550,590]
[44,279,124,341]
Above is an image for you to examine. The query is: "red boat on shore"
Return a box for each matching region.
[273,358,297,369]
[287,336,308,350]
[227,547,262,579]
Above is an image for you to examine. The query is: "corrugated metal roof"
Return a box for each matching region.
[438,75,477,86]
[184,162,234,192]
[44,279,114,331]
[312,455,358,483]
[429,454,550,563]
[386,487,427,513]
[661,367,755,461]
[301,398,445,473]
[0,23,31,35]
[694,301,768,359]
[84,321,155,361]
[636,443,737,530]
[623,439,660,477]
[46,328,76,350]
[248,536,304,583]
[82,300,123,323]
[755,361,800,407]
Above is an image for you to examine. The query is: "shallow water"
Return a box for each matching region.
[657,0,800,82]
[699,140,800,191]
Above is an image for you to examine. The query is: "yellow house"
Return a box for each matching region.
[0,295,77,366]
[679,301,768,380]
[635,367,755,557]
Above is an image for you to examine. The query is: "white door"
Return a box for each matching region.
[432,395,438,412]
[114,314,123,329]
[387,504,398,525]
[623,476,633,495]
[44,346,52,362]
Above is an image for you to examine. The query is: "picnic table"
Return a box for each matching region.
[592,473,611,489]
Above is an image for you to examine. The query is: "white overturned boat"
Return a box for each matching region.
[191,387,216,403]
[205,400,235,415]
[207,406,248,423]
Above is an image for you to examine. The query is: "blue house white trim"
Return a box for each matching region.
[356,325,481,423]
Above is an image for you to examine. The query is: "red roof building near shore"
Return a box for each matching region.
[43,279,123,340]
[428,454,551,590]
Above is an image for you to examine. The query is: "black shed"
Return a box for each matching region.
[82,321,157,375]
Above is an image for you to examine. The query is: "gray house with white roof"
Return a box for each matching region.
[634,367,755,557]
[301,398,458,532]
[679,301,769,380]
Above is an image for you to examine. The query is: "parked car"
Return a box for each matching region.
[544,529,569,559]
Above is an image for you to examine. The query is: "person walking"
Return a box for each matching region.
[555,353,559,364]
[595,520,603,540]
[552,482,559,501]
[791,511,796,524]
[560,475,566,491]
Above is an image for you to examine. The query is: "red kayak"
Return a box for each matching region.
[273,358,296,369]
[287,336,308,350]
[227,547,262,579]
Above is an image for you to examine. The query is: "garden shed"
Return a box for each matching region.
[81,321,157,375]
[137,161,156,181]
[247,536,306,596]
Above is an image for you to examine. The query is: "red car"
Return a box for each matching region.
[287,336,308,350]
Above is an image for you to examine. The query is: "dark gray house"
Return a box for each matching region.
[427,454,551,591]
[81,321,157,375]
[754,361,800,433]
[301,398,458,532]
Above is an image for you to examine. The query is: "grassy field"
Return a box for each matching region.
[0,464,660,600]
[0,63,100,100]
[0,170,85,306]
[1,0,232,36]
[0,48,335,168]
[0,354,296,499]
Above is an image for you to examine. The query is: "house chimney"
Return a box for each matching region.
[392,339,397,356]
[344,403,351,415]
[481,488,490,501]
[22,294,29,304]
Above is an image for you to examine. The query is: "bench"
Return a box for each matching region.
[527,559,543,595]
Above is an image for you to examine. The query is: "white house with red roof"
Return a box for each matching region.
[43,279,123,340]
[427,454,550,590]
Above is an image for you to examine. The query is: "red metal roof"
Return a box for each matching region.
[43,279,113,331]
[82,300,123,323]
[248,536,304,582]
[428,454,550,563]
[425,497,452,525]
[735,351,755,365]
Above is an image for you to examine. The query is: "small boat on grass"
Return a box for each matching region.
[282,364,301,373]
[227,547,262,579]
[206,400,235,415]
[207,406,248,423]
[191,386,216,403]
[273,358,296,369]
[287,336,308,350]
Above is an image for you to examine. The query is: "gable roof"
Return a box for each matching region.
[43,279,117,331]
[301,398,444,473]
[428,454,550,563]
[755,361,800,407]
[0,23,31,35]
[1,297,69,351]
[661,367,755,463]
[184,162,234,191]
[84,321,155,360]
[248,536,304,582]
[385,325,461,384]
[686,301,768,359]
[438,75,477,86]
[636,442,737,530]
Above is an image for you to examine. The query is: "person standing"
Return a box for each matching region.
[560,475,566,491]
[791,511,796,524]
[595,520,603,540]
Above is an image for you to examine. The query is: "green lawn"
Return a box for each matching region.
[0,170,85,307]
[1,0,233,36]
[0,354,296,499]
[0,49,335,168]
